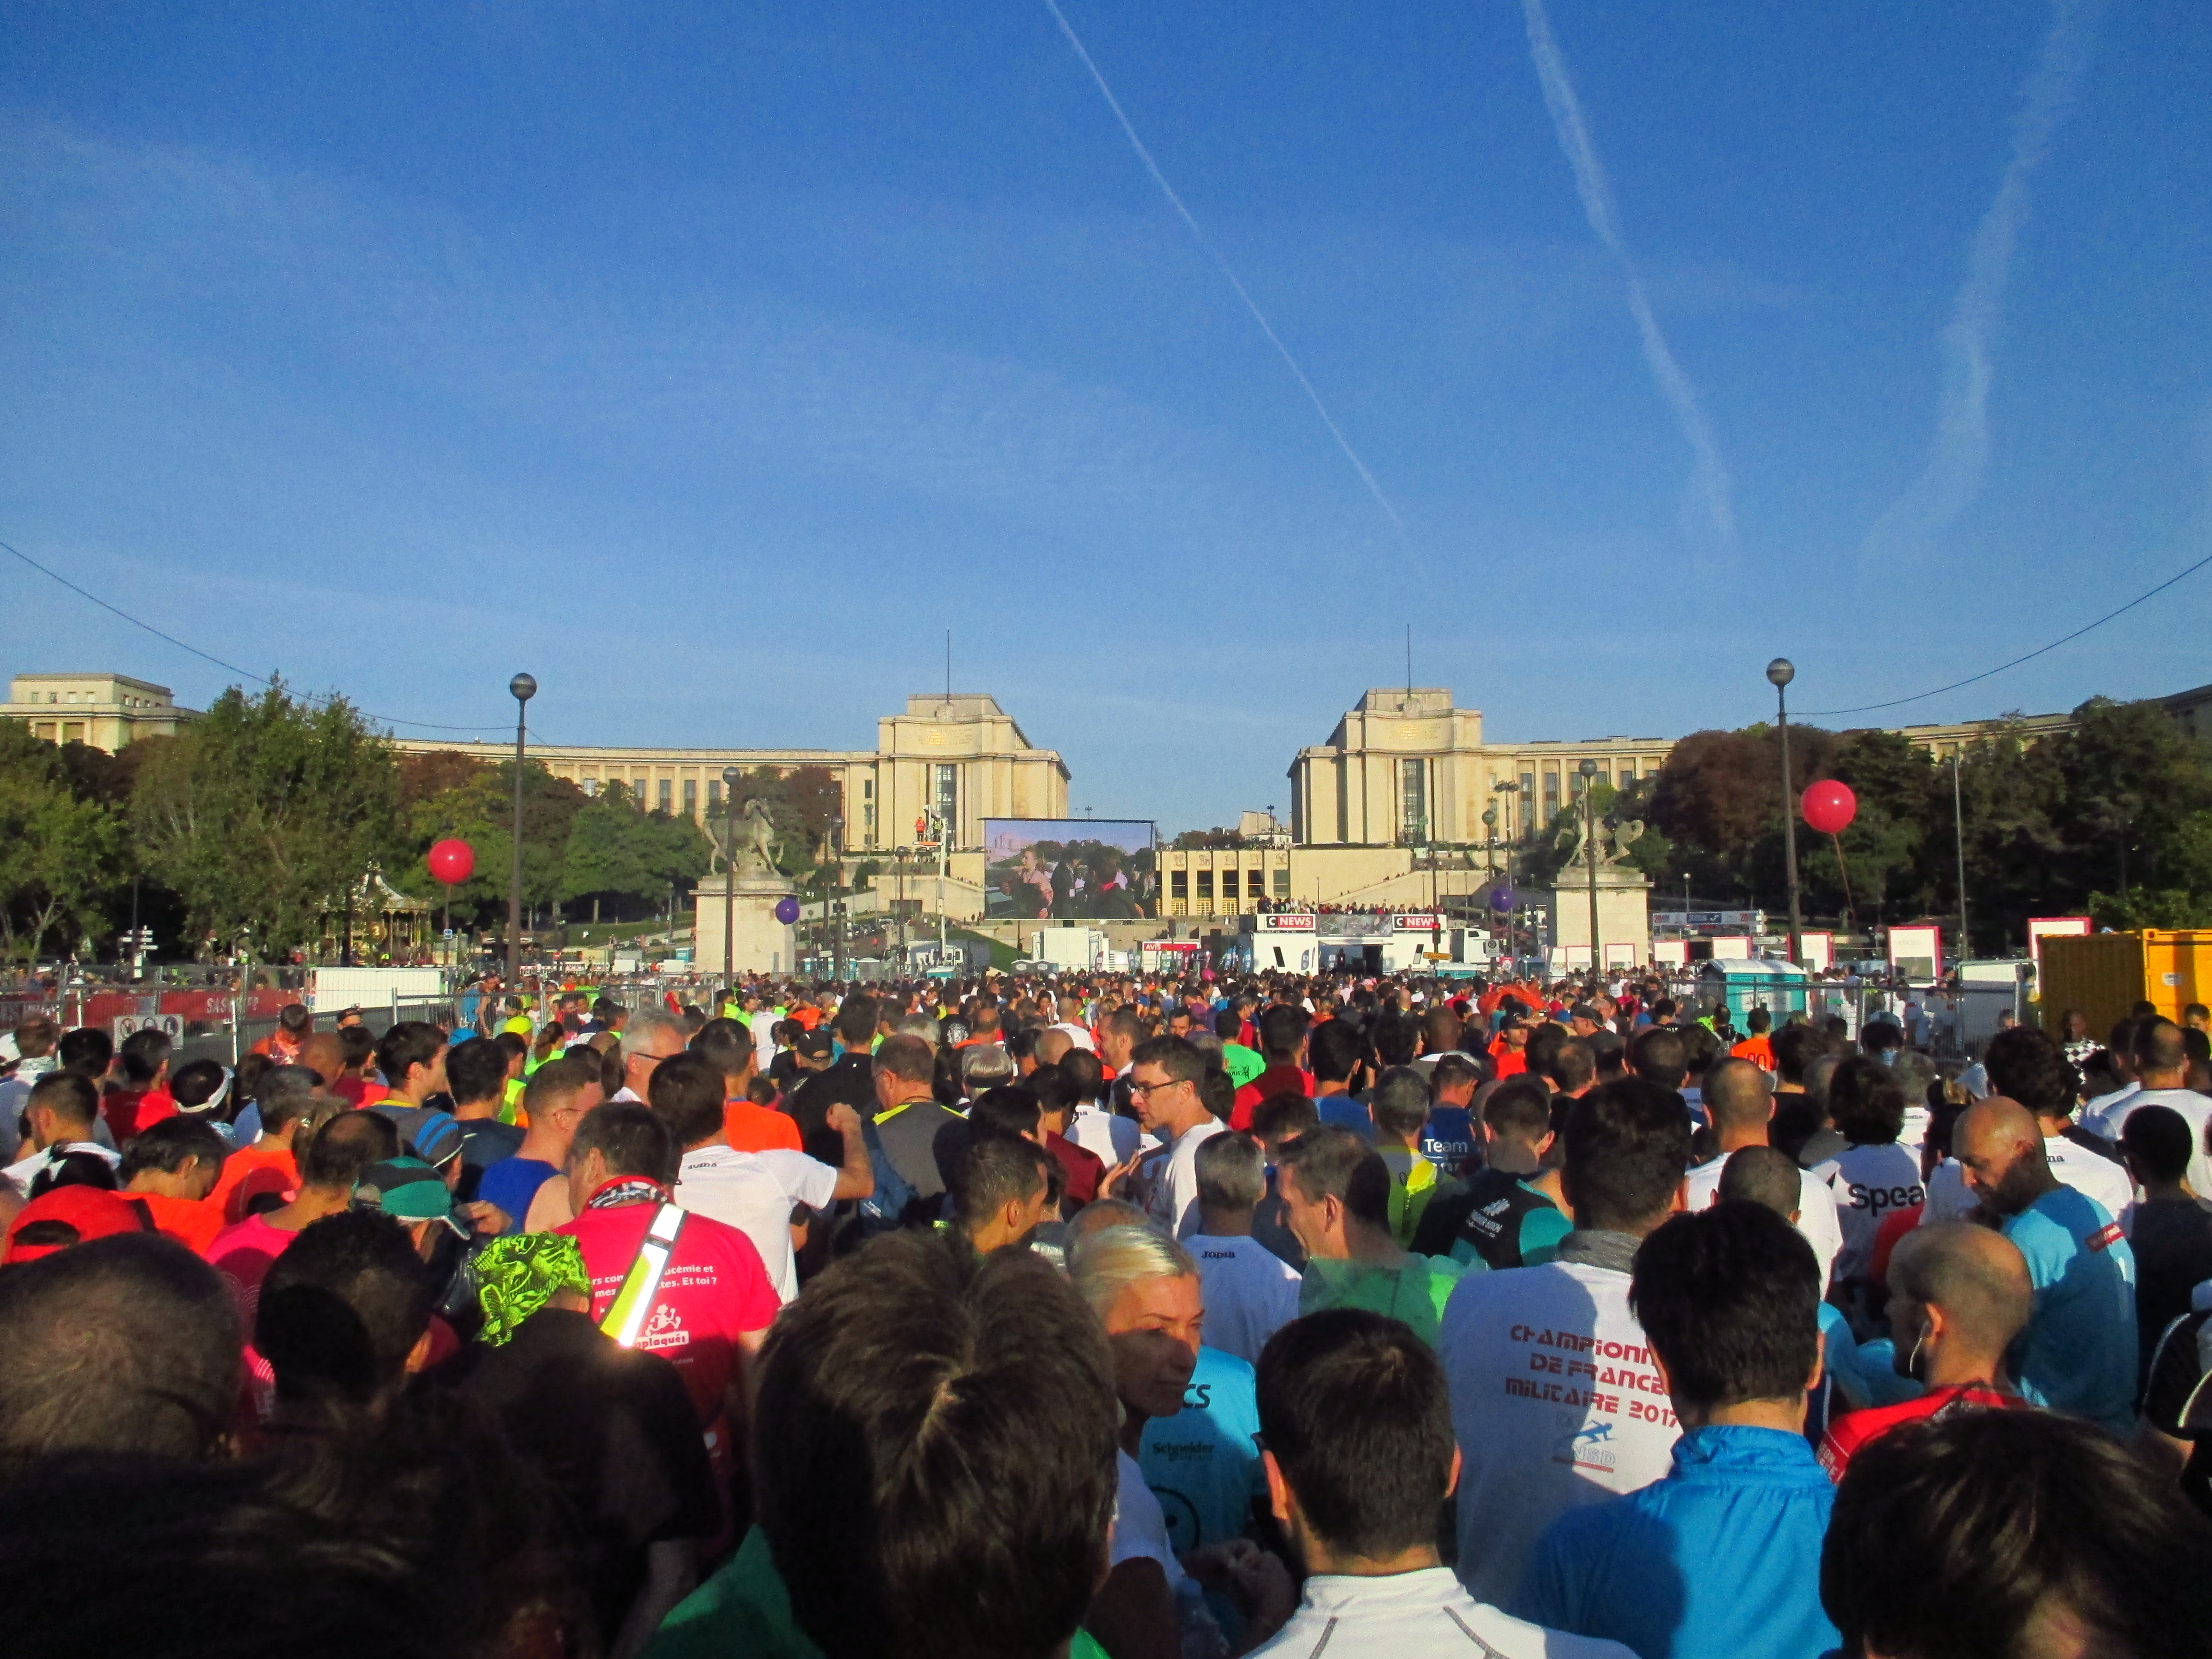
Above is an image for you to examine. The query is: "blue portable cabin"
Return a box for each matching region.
[1695,957,1812,1021]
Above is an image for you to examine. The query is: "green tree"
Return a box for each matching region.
[397,758,586,925]
[0,723,128,961]
[561,786,711,917]
[1945,722,2068,953]
[2049,697,2212,902]
[133,683,400,962]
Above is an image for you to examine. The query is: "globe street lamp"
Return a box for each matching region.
[721,767,741,991]
[506,673,536,993]
[1767,659,1804,969]
[1578,758,1600,977]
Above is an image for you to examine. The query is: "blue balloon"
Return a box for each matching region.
[1488,885,1516,914]
[774,895,800,925]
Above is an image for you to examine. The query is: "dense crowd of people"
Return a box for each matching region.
[5,967,2212,1659]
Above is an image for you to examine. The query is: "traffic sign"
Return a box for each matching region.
[112,1013,185,1042]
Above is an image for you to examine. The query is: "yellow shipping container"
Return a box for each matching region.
[2038,930,2212,1040]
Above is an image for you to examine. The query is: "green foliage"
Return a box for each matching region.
[133,684,400,961]
[396,758,711,925]
[2089,888,2212,930]
[1635,696,2212,953]
[0,721,129,961]
[396,757,584,921]
[562,787,710,909]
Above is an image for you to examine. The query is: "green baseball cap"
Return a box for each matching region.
[353,1156,467,1238]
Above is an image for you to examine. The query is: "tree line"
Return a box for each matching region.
[1527,695,2211,954]
[0,681,853,966]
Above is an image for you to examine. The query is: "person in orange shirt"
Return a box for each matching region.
[1490,1018,1532,1079]
[119,1116,230,1254]
[206,1070,316,1224]
[251,1002,313,1064]
[694,1017,802,1152]
[1731,1007,1777,1073]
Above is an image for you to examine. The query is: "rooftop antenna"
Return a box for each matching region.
[939,629,952,714]
[1405,624,1413,710]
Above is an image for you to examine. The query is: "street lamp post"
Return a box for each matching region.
[1579,759,1600,976]
[1952,751,1970,961]
[1767,659,1804,969]
[830,814,845,982]
[721,768,740,992]
[505,673,536,994]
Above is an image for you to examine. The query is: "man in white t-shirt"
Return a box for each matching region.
[1131,1036,1226,1240]
[1060,1048,1143,1167]
[1681,1058,1843,1290]
[1440,1077,1692,1606]
[2,1071,120,1197]
[650,1051,872,1302]
[1183,1131,1301,1365]
[1253,1305,1631,1659]
[2083,1020,2212,1194]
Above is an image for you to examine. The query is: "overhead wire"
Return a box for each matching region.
[0,536,519,735]
[1795,547,2212,717]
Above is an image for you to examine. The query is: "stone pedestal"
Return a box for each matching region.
[692,873,798,977]
[1547,866,1653,970]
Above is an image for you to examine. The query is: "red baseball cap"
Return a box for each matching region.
[5,1187,150,1264]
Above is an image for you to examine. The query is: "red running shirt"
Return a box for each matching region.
[560,1201,780,1426]
[1818,1382,2029,1480]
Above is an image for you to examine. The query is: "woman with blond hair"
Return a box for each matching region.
[1069,1220,1292,1659]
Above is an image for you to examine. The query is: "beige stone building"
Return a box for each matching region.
[1289,688,1675,850]
[393,692,1068,854]
[1146,684,2124,925]
[0,674,201,750]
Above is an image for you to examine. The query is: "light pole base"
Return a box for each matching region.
[693,874,799,976]
[1544,865,1654,972]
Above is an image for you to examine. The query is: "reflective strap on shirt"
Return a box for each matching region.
[600,1202,685,1347]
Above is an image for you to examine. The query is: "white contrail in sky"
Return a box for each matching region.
[1520,0,1735,549]
[1863,0,2096,561]
[1040,0,1405,532]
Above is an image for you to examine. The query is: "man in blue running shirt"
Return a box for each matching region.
[1955,1096,2137,1436]
[1518,1202,1839,1659]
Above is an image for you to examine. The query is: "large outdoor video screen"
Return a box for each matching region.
[985,819,1158,920]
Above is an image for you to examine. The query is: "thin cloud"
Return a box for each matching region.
[1863,0,2097,561]
[1520,0,1735,549]
[1039,0,1404,532]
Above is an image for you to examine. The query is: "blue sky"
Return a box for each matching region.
[2,1,2206,830]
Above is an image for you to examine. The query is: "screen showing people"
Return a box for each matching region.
[984,819,1157,919]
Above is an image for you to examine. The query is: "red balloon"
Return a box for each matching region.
[1801,780,1858,836]
[427,838,476,885]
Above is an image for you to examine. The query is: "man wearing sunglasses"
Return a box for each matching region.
[1128,1036,1226,1240]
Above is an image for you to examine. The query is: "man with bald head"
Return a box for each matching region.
[1683,1058,1844,1289]
[1034,1027,1075,1070]
[1955,1097,2136,1435]
[294,1032,345,1095]
[1817,1222,2035,1477]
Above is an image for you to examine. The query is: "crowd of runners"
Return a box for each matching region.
[4,966,2210,1659]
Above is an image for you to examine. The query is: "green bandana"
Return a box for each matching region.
[473,1232,590,1346]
